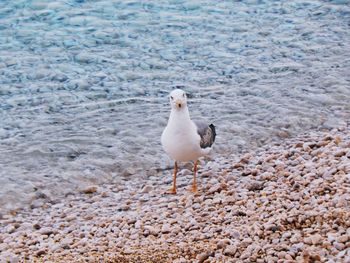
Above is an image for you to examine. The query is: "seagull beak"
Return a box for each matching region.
[175,99,182,108]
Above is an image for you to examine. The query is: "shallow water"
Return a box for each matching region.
[1,0,350,214]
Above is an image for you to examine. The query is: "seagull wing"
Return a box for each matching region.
[194,121,216,149]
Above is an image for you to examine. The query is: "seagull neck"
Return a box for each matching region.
[169,106,191,124]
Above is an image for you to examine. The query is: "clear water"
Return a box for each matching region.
[1,0,350,214]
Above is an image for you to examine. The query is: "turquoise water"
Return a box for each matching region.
[0,0,350,214]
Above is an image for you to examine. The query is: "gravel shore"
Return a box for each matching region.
[1,126,350,262]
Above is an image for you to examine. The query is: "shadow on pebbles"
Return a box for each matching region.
[0,126,350,262]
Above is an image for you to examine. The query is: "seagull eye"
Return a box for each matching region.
[183,93,185,97]
[170,96,173,100]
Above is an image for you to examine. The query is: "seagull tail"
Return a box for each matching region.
[209,124,216,144]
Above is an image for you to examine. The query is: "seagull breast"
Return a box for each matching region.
[161,89,216,162]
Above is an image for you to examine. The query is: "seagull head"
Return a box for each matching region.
[169,89,187,110]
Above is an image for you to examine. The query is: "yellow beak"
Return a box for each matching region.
[175,99,182,108]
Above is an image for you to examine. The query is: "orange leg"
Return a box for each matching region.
[167,161,177,194]
[191,160,198,193]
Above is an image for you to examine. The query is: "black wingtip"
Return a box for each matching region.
[209,124,216,143]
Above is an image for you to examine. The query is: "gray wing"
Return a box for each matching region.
[194,121,216,149]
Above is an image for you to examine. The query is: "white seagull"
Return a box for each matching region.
[161,89,216,194]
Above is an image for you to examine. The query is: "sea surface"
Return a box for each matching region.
[1,0,350,214]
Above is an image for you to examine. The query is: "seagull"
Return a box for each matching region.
[161,89,216,194]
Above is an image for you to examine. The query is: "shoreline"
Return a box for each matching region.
[1,126,350,262]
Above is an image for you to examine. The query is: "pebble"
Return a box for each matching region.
[121,168,136,177]
[80,186,98,194]
[309,234,323,245]
[161,224,171,234]
[36,249,46,257]
[247,181,264,191]
[141,185,153,193]
[207,184,222,194]
[39,227,55,236]
[144,226,158,236]
[217,239,231,249]
[337,235,349,243]
[75,52,96,63]
[168,202,177,209]
[5,225,16,234]
[223,245,237,256]
[334,242,345,251]
[197,252,212,263]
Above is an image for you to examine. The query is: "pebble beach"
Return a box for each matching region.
[1,0,350,214]
[1,126,349,262]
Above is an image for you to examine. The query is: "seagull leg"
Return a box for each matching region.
[191,160,198,193]
[167,161,177,194]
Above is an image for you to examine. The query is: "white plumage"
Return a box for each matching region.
[161,89,216,194]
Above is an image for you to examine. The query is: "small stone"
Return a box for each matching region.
[251,169,259,176]
[335,150,346,157]
[240,154,252,163]
[334,136,342,145]
[33,223,41,230]
[334,242,345,251]
[141,185,153,193]
[5,225,16,234]
[278,251,287,259]
[5,59,17,67]
[212,197,223,206]
[61,237,73,247]
[36,249,46,257]
[129,234,138,240]
[337,235,349,243]
[168,202,177,209]
[144,226,158,236]
[124,248,133,255]
[264,223,279,232]
[52,72,68,82]
[277,131,290,138]
[70,79,90,89]
[75,52,96,63]
[197,251,213,263]
[208,184,222,194]
[317,140,329,147]
[217,239,231,249]
[120,204,130,211]
[202,170,214,178]
[180,169,192,176]
[30,199,44,209]
[241,169,251,176]
[135,220,142,229]
[223,196,236,205]
[223,245,237,256]
[310,234,322,245]
[161,224,171,234]
[8,255,20,263]
[247,181,264,191]
[122,167,136,177]
[240,252,250,259]
[39,227,54,236]
[241,237,253,246]
[100,191,109,197]
[233,162,245,169]
[285,254,294,260]
[80,186,97,194]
